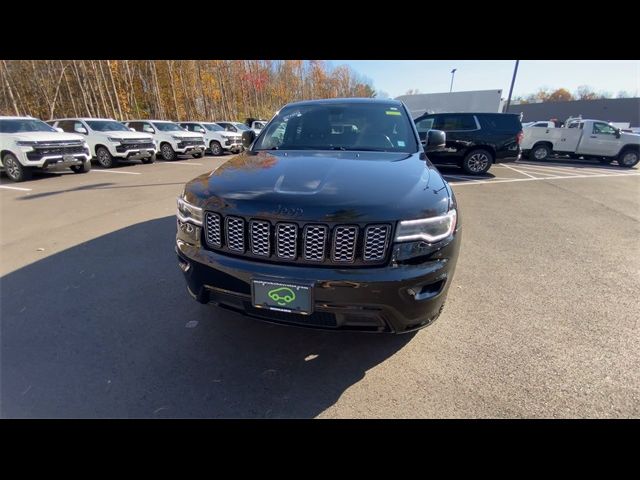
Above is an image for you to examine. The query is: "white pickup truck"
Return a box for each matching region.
[521,117,640,167]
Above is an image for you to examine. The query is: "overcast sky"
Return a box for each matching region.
[330,60,639,99]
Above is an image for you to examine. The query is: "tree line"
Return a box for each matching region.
[0,60,376,122]
[513,85,636,104]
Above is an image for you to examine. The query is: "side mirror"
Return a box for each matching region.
[55,127,64,133]
[75,127,88,135]
[242,129,256,149]
[425,129,446,152]
[615,129,621,139]
[129,128,136,132]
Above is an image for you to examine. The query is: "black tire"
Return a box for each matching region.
[160,143,177,161]
[531,143,552,161]
[210,141,223,156]
[618,149,639,168]
[71,159,91,174]
[141,153,156,164]
[96,146,117,168]
[192,152,204,158]
[2,153,32,182]
[461,149,493,175]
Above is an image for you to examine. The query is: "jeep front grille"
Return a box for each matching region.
[225,216,245,252]
[203,213,392,266]
[363,225,391,261]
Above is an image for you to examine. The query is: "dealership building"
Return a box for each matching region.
[505,97,640,128]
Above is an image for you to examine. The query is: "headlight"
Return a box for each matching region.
[394,209,457,243]
[172,135,184,140]
[177,196,203,226]
[16,141,37,147]
[221,134,233,139]
[107,137,122,143]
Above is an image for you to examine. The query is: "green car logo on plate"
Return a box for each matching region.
[268,287,296,306]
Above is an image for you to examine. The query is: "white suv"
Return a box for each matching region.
[1,116,91,182]
[125,120,205,161]
[178,121,243,156]
[215,121,253,138]
[49,118,156,168]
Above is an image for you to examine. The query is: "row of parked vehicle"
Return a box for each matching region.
[413,112,639,174]
[0,116,266,182]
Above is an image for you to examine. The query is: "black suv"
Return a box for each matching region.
[176,98,461,333]
[413,112,523,175]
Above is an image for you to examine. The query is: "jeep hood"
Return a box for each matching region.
[183,150,452,222]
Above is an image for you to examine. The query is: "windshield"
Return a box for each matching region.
[204,123,224,132]
[253,103,418,153]
[0,118,57,134]
[85,120,130,132]
[234,123,250,131]
[153,122,185,132]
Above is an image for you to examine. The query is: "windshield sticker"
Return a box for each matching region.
[397,140,406,147]
[385,110,401,116]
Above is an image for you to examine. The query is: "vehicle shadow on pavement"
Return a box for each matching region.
[1,216,414,419]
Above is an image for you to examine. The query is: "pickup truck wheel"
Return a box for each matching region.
[210,141,223,156]
[161,143,177,161]
[2,153,32,182]
[141,153,155,164]
[461,149,493,175]
[618,149,639,168]
[96,146,117,168]
[532,144,551,161]
[71,159,91,173]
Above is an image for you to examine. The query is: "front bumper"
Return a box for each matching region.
[20,150,91,169]
[114,143,156,159]
[176,225,460,333]
[175,141,205,154]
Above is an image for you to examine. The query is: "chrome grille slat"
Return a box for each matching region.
[363,225,390,261]
[225,216,245,252]
[203,212,390,265]
[250,220,271,256]
[304,225,328,261]
[204,212,222,247]
[276,223,298,259]
[332,226,358,262]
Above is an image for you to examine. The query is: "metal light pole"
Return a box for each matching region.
[449,68,457,93]
[505,60,520,112]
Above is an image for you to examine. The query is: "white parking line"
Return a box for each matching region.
[509,165,585,177]
[90,170,141,175]
[516,161,627,173]
[157,162,203,166]
[514,163,626,176]
[448,172,640,186]
[0,185,32,191]
[500,163,538,179]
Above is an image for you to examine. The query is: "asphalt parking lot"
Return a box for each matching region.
[1,154,639,418]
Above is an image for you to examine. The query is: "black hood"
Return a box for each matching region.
[183,150,452,223]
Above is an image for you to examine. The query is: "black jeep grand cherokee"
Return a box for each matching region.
[176,98,461,333]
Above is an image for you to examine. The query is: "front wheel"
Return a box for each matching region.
[210,141,223,156]
[531,143,552,161]
[618,149,639,168]
[161,143,177,161]
[71,159,91,174]
[2,153,32,182]
[96,146,117,168]
[461,149,493,175]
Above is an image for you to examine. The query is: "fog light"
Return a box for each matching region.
[178,257,191,273]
